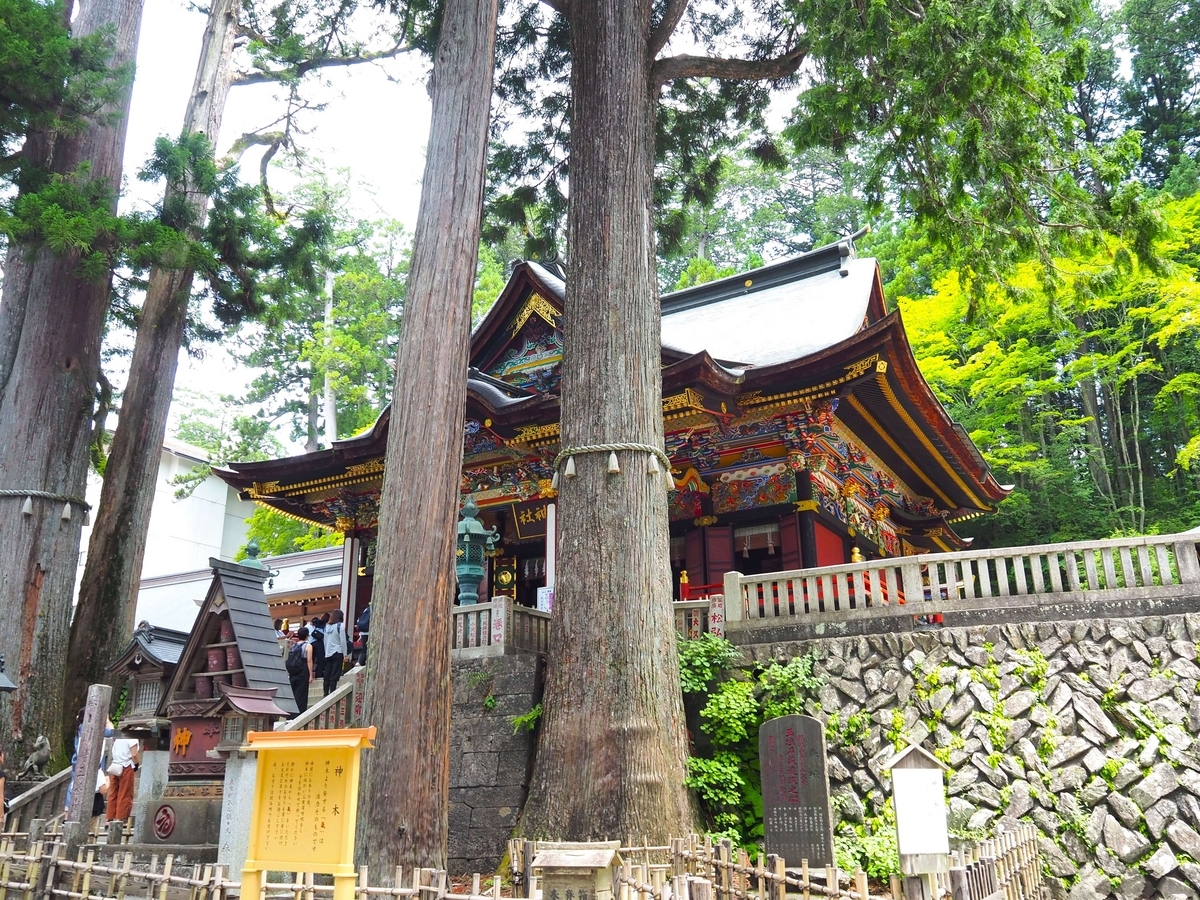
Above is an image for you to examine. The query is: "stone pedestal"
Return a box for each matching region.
[217,753,257,875]
[132,752,170,844]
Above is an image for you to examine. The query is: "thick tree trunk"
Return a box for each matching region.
[519,0,696,840]
[63,0,237,749]
[356,0,498,873]
[0,0,143,764]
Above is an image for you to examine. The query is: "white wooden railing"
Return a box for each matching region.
[723,532,1200,630]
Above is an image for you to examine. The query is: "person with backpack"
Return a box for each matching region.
[309,616,326,679]
[285,626,314,713]
[323,610,348,697]
[355,604,370,665]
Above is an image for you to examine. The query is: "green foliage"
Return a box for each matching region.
[678,634,742,694]
[510,703,543,734]
[170,396,284,499]
[758,654,824,721]
[700,679,760,747]
[237,506,342,560]
[482,693,497,711]
[900,192,1200,544]
[826,710,870,750]
[834,801,899,880]
[0,0,128,178]
[685,651,823,848]
[236,172,408,448]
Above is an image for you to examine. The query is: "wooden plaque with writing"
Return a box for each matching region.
[759,714,834,867]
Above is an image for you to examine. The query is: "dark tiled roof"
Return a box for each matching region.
[211,559,299,716]
[467,369,537,409]
[134,624,188,665]
[159,559,298,717]
[217,683,290,717]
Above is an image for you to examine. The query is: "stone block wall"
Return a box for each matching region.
[740,612,1200,900]
[448,654,542,876]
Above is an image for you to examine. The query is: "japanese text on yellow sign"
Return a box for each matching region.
[243,727,375,878]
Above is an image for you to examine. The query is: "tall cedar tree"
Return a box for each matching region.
[356,0,499,872]
[64,0,424,747]
[0,0,143,762]
[62,0,238,751]
[494,0,1146,838]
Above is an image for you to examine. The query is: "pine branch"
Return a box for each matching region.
[231,43,413,86]
[648,0,690,59]
[651,43,808,88]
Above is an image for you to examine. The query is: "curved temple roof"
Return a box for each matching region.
[215,235,1007,542]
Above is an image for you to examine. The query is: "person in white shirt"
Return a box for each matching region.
[323,609,349,696]
[107,735,140,822]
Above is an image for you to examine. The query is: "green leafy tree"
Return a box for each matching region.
[1120,0,1200,185]
[237,177,408,448]
[237,506,342,558]
[0,0,144,763]
[901,192,1200,544]
[169,400,285,499]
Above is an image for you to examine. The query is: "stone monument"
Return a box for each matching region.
[759,714,834,867]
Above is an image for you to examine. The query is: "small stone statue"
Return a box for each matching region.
[17,735,51,779]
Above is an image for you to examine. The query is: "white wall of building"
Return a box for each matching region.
[77,437,257,628]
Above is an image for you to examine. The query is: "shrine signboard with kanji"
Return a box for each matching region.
[242,727,376,900]
[759,714,834,866]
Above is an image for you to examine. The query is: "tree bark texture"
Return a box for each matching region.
[355,0,498,873]
[0,0,144,764]
[518,0,697,840]
[63,0,237,749]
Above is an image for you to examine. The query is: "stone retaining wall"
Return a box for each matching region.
[448,654,542,876]
[741,613,1200,900]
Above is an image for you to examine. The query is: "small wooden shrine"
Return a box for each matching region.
[157,558,295,783]
[215,233,1008,617]
[106,623,188,746]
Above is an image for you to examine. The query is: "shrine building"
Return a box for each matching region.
[214,233,1008,624]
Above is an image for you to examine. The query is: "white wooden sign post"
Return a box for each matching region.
[885,742,950,900]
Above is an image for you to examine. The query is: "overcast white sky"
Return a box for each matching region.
[118,0,433,441]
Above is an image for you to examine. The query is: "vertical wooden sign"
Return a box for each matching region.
[241,727,376,900]
[759,714,834,867]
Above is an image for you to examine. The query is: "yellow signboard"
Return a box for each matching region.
[242,727,376,900]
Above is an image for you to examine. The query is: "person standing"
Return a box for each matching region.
[107,733,140,822]
[285,626,314,713]
[323,610,348,696]
[309,616,326,679]
[355,604,370,665]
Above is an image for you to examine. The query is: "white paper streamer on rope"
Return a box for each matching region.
[552,443,674,491]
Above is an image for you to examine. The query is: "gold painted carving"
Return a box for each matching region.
[844,354,882,380]
[344,458,385,477]
[662,388,705,413]
[172,727,192,756]
[694,515,719,527]
[510,293,560,336]
[794,499,819,513]
[537,478,557,498]
[335,516,355,532]
[509,422,560,444]
[249,481,281,498]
